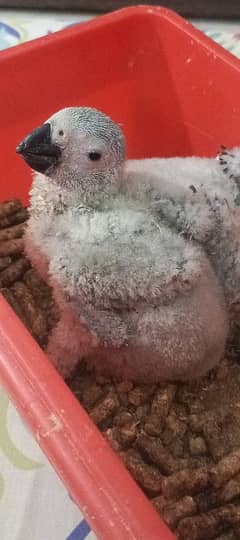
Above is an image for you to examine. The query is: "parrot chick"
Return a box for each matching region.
[124,147,240,314]
[16,107,228,382]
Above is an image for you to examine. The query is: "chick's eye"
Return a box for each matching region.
[88,151,101,161]
[58,130,64,136]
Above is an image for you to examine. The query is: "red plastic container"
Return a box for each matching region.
[0,6,240,539]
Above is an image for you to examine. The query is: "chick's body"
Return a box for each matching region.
[124,152,240,312]
[18,107,228,381]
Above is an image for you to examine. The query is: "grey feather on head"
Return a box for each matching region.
[45,106,126,206]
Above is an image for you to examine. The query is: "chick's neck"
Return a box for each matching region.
[32,164,125,215]
[64,165,124,210]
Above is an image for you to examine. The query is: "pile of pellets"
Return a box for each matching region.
[1,198,240,540]
[0,199,58,345]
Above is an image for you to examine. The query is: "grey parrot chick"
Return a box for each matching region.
[124,148,240,316]
[16,107,228,382]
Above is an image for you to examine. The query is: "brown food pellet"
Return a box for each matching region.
[194,489,222,513]
[144,415,163,436]
[0,238,24,257]
[151,385,176,419]
[151,494,169,513]
[128,385,156,407]
[165,411,187,438]
[103,428,121,452]
[188,413,206,434]
[23,268,50,298]
[1,287,29,328]
[95,374,111,385]
[210,450,240,488]
[114,411,134,427]
[123,450,163,496]
[0,257,30,287]
[116,381,133,394]
[118,423,138,447]
[136,432,187,475]
[221,473,240,503]
[161,411,187,448]
[162,467,210,498]
[81,384,104,411]
[116,381,133,405]
[11,281,48,346]
[161,496,197,529]
[0,207,28,228]
[90,392,119,427]
[167,437,186,460]
[23,269,59,331]
[177,504,240,540]
[189,436,207,457]
[135,403,150,421]
[143,386,176,437]
[233,524,240,537]
[0,223,25,242]
[202,411,233,461]
[215,532,237,540]
[0,199,22,218]
[0,256,12,271]
[177,386,198,406]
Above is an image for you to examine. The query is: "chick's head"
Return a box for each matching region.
[17,106,126,204]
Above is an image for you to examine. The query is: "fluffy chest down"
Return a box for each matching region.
[42,203,203,317]
[47,205,193,276]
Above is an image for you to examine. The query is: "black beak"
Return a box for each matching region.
[16,123,62,174]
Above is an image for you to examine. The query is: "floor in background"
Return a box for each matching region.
[0,10,240,55]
